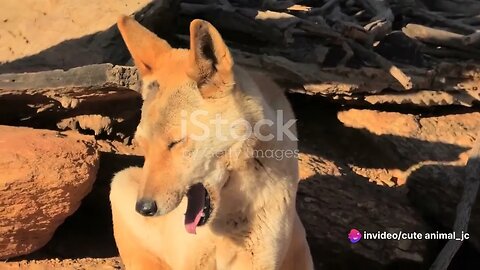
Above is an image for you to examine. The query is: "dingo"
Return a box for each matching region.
[110,15,313,270]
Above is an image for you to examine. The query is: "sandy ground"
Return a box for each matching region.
[0,0,150,63]
[0,258,122,270]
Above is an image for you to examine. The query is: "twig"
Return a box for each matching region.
[429,131,480,270]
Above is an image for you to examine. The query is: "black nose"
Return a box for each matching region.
[135,199,158,216]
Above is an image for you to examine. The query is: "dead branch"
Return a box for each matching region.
[399,7,477,34]
[309,0,340,15]
[462,31,480,46]
[346,40,413,90]
[178,0,478,106]
[232,49,480,100]
[217,0,233,9]
[425,0,480,17]
[403,24,480,53]
[339,42,354,66]
[332,21,372,45]
[357,0,394,40]
[459,15,480,26]
[296,19,344,41]
[429,131,480,270]
[421,45,480,60]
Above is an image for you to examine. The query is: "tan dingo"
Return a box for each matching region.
[109,15,313,270]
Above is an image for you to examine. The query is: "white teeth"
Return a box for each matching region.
[201,212,205,217]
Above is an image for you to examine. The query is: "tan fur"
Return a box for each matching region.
[110,16,313,270]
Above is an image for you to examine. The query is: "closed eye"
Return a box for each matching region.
[167,138,185,150]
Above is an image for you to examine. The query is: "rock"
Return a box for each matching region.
[0,64,141,91]
[0,126,99,259]
[0,64,142,139]
[57,115,114,136]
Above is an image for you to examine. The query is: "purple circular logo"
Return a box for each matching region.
[348,229,362,243]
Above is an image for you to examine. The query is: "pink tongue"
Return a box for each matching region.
[185,211,203,234]
[184,184,206,234]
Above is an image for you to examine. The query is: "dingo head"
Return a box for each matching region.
[118,16,260,234]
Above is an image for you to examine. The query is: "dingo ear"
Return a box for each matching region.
[117,15,171,76]
[189,19,234,99]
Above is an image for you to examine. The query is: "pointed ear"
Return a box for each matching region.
[188,19,234,99]
[117,15,171,76]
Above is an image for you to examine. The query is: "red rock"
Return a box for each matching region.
[0,126,99,259]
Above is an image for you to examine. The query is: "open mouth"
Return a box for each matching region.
[185,183,212,234]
